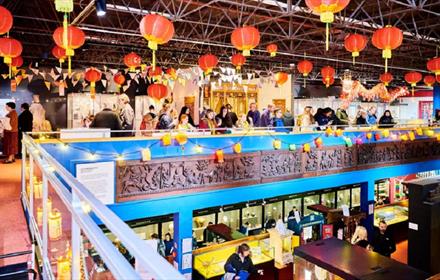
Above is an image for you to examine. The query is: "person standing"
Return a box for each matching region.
[260,104,274,127]
[378,110,396,128]
[2,102,18,163]
[226,104,238,127]
[157,103,178,130]
[217,106,234,128]
[336,104,350,127]
[282,110,295,130]
[297,106,314,129]
[367,106,378,125]
[273,109,290,133]
[179,106,195,127]
[223,243,263,280]
[246,103,260,127]
[90,105,123,137]
[29,95,46,132]
[373,221,396,257]
[118,94,134,136]
[18,103,33,157]
[199,109,219,134]
[163,233,174,264]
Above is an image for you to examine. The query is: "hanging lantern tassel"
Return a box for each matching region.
[303,143,311,153]
[344,137,353,147]
[382,49,392,73]
[216,149,224,163]
[233,143,242,154]
[162,133,172,146]
[273,139,282,150]
[141,148,151,162]
[148,41,158,71]
[90,81,96,94]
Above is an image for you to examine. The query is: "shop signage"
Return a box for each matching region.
[116,139,440,202]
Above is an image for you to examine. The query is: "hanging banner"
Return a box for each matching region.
[15,75,23,86]
[44,81,51,91]
[10,80,17,92]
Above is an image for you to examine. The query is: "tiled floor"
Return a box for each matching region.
[0,160,31,266]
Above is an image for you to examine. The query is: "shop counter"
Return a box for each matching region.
[193,233,275,280]
[374,202,408,227]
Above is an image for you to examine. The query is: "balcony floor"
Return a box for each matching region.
[0,160,31,266]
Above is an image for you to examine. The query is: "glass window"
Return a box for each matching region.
[337,189,351,208]
[218,209,240,231]
[284,198,302,221]
[375,180,390,205]
[321,192,336,208]
[265,202,283,222]
[133,224,159,240]
[303,195,320,216]
[161,221,174,239]
[352,187,361,207]
[193,214,216,242]
[242,205,263,230]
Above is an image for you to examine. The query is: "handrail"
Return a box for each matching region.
[23,133,185,280]
[0,250,32,260]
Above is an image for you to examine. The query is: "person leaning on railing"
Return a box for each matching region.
[199,109,219,134]
[378,110,396,129]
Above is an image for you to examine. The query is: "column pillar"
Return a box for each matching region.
[433,85,440,116]
[173,209,193,278]
[360,180,375,239]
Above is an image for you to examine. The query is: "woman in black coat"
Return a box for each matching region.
[378,110,395,128]
[224,244,263,279]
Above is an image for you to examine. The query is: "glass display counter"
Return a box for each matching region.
[374,203,408,227]
[193,233,274,279]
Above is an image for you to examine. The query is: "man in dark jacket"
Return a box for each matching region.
[373,221,396,257]
[226,104,238,127]
[260,104,274,127]
[246,103,260,127]
[18,103,33,157]
[90,106,122,137]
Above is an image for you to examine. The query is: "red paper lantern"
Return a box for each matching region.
[372,26,403,72]
[148,66,163,77]
[427,57,440,76]
[266,44,278,57]
[113,73,125,90]
[404,71,422,96]
[84,67,102,95]
[424,75,436,87]
[147,84,168,100]
[52,46,67,64]
[321,66,335,87]
[379,72,393,86]
[0,6,13,35]
[198,54,218,74]
[140,14,174,70]
[53,25,85,74]
[344,34,367,64]
[231,26,260,57]
[0,37,22,78]
[11,56,23,72]
[274,72,288,86]
[297,60,313,77]
[124,52,142,72]
[305,0,350,51]
[231,53,246,70]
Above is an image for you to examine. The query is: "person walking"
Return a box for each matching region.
[372,221,396,257]
[18,103,33,157]
[2,102,18,163]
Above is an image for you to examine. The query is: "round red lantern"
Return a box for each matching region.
[231,26,260,57]
[11,56,23,71]
[124,52,142,72]
[198,54,218,74]
[148,66,163,77]
[52,46,67,65]
[266,44,278,57]
[147,84,168,101]
[344,34,367,64]
[84,68,102,96]
[140,14,174,70]
[0,6,13,35]
[322,77,335,87]
[427,57,440,76]
[424,75,436,87]
[305,0,350,51]
[0,37,22,78]
[113,73,125,90]
[53,25,85,74]
[404,71,422,96]
[321,66,335,87]
[297,60,313,77]
[379,72,393,86]
[372,26,403,72]
[274,72,288,86]
[231,53,246,70]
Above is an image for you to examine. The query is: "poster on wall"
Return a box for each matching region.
[76,161,115,204]
[322,224,333,239]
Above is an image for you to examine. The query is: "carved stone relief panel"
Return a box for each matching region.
[260,150,301,178]
[357,143,401,165]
